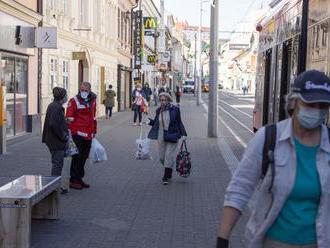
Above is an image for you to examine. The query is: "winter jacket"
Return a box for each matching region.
[42,101,69,151]
[66,93,97,140]
[103,90,116,107]
[224,118,330,248]
[148,105,187,140]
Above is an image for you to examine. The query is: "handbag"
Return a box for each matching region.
[176,140,191,178]
[161,110,179,143]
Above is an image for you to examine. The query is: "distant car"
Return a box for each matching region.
[183,80,195,93]
[202,84,209,92]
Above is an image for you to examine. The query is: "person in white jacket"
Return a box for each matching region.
[217,70,330,248]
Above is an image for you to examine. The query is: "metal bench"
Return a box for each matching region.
[0,175,61,248]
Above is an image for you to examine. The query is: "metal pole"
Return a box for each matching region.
[298,0,309,74]
[208,0,218,137]
[194,33,197,96]
[197,0,202,106]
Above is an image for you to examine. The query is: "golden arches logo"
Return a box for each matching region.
[144,18,157,29]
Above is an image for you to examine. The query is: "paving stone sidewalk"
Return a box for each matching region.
[0,96,246,248]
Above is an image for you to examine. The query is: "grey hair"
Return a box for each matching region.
[285,92,300,116]
[81,82,91,89]
[159,92,173,102]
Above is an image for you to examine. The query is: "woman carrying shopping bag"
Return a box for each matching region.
[148,92,187,185]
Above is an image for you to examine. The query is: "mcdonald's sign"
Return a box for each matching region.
[143,17,157,36]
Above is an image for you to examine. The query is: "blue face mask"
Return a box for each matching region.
[297,106,328,129]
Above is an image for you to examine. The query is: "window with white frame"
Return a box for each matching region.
[80,0,89,26]
[49,58,58,91]
[49,0,56,10]
[62,60,69,90]
[94,0,100,31]
[94,66,100,95]
[117,9,121,39]
[62,0,68,16]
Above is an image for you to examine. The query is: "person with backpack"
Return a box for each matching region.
[147,92,187,185]
[217,70,330,248]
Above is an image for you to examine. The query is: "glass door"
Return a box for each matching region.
[0,53,28,137]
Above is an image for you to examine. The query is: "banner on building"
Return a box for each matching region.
[134,10,143,69]
[143,17,157,36]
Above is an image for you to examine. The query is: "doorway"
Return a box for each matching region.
[78,59,89,88]
[0,53,28,137]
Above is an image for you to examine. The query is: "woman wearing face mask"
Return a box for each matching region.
[132,84,146,126]
[147,92,187,185]
[217,70,330,248]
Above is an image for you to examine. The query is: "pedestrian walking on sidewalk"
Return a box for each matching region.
[143,83,152,104]
[103,84,116,119]
[66,82,97,190]
[175,85,182,106]
[153,86,159,106]
[132,84,146,126]
[217,70,330,248]
[42,87,69,192]
[148,92,187,185]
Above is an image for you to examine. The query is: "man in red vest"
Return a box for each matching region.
[66,82,97,190]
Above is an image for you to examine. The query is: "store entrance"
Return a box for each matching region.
[0,53,28,137]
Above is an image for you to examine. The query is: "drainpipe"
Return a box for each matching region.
[298,0,309,74]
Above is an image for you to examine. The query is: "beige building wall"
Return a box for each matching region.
[41,0,134,120]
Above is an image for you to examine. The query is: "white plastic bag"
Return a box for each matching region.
[136,124,152,160]
[90,138,108,163]
[65,132,79,157]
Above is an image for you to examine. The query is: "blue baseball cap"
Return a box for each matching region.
[292,70,330,103]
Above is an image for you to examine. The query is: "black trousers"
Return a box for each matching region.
[70,135,92,182]
[50,150,65,176]
[105,106,113,117]
[133,106,142,123]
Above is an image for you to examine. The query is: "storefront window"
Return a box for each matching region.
[0,53,28,137]
[62,60,69,90]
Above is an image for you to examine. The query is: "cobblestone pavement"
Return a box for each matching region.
[0,94,248,248]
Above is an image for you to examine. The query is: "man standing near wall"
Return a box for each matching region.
[66,82,97,190]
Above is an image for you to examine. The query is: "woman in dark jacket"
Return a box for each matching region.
[148,92,187,185]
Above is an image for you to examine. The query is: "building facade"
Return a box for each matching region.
[0,0,42,142]
[41,0,134,120]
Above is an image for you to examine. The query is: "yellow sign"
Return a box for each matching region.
[0,86,4,126]
[72,52,86,60]
[144,17,157,36]
[147,55,156,65]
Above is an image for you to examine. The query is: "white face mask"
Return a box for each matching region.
[80,92,89,99]
[297,106,328,129]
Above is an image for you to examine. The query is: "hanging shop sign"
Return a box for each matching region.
[134,10,143,69]
[147,55,156,65]
[143,17,157,36]
[36,27,57,49]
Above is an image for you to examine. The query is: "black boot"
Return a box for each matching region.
[168,168,173,180]
[162,168,171,185]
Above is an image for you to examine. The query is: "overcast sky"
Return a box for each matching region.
[163,0,268,37]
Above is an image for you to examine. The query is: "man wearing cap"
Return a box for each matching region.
[216,70,330,248]
[42,87,69,180]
